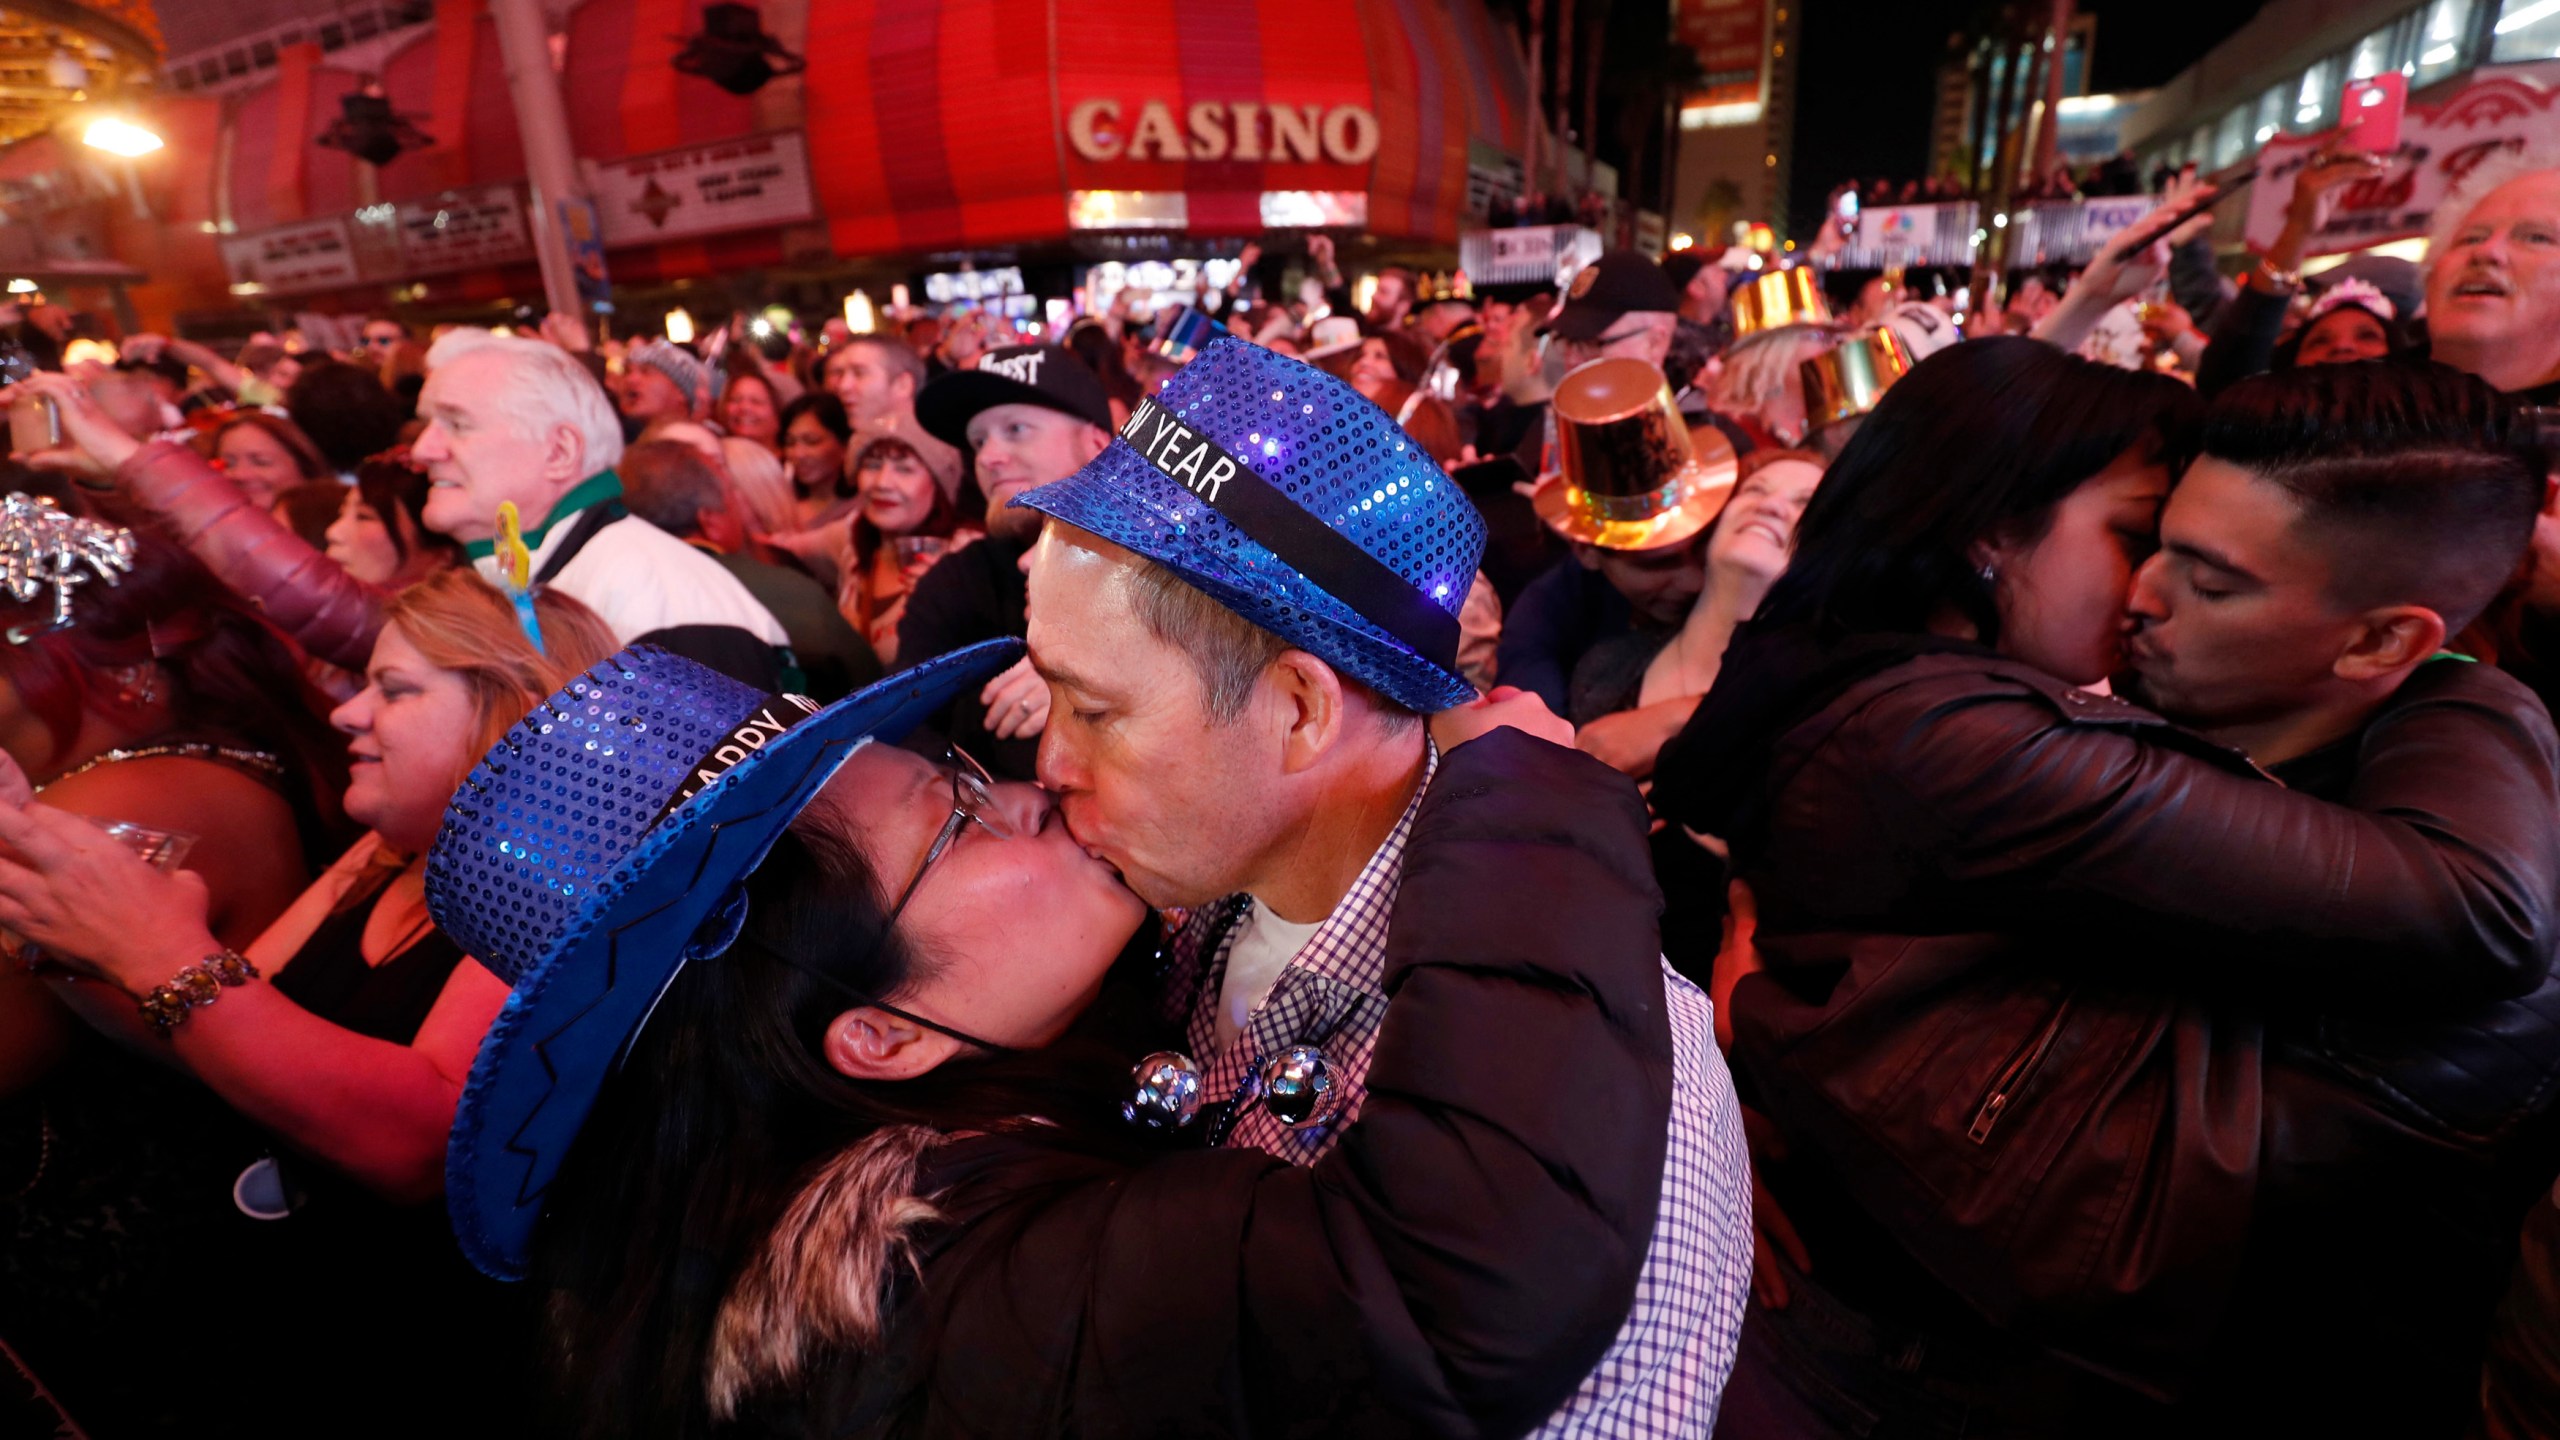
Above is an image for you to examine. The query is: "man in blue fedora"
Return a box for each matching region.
[1015,335,1751,1432]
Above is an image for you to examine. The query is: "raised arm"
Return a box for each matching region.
[116,440,388,669]
[3,372,386,669]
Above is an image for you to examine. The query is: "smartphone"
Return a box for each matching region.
[2342,73,2407,155]
[9,393,58,455]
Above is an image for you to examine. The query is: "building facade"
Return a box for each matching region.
[77,0,1540,329]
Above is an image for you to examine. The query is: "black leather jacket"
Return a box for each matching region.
[1658,625,2560,1430]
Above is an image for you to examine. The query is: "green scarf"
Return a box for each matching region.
[461,470,624,561]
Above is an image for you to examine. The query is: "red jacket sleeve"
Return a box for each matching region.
[117,440,386,671]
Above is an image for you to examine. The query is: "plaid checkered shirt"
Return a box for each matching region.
[1163,744,1752,1435]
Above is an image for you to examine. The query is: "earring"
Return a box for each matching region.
[1978,561,1997,587]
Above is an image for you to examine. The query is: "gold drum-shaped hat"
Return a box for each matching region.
[1531,357,1738,552]
[1800,326,1913,431]
[1731,267,1833,337]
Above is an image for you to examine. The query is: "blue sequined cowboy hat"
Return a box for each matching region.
[1012,335,1486,713]
[429,637,1021,1280]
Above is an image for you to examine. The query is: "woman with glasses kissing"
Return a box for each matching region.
[456,649,1690,1440]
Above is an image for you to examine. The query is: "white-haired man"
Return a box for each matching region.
[11,328,791,688]
[2426,151,2560,400]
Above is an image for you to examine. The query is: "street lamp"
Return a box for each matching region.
[82,117,162,157]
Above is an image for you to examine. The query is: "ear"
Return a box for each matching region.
[1264,649,1348,775]
[1571,541,1604,571]
[820,1006,958,1082]
[544,420,587,485]
[2333,605,2447,684]
[890,369,918,405]
[1077,424,1110,464]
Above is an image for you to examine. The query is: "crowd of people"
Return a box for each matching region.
[7,137,2560,1440]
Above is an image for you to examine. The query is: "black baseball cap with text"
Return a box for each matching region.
[1542,251,1684,342]
[917,343,1116,449]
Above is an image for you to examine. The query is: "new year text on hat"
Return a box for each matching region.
[1118,394,1459,670]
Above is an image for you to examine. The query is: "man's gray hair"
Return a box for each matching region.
[2426,142,2560,269]
[424,328,624,474]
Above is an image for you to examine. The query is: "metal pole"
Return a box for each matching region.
[489,0,588,319]
[2033,0,2073,181]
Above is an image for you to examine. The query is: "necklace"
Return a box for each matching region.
[45,742,285,789]
[3,1106,50,1201]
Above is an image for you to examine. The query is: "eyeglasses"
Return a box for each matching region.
[810,745,1020,1056]
[881,744,1012,931]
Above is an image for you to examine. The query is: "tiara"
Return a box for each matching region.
[2308,277,2396,325]
[0,493,136,644]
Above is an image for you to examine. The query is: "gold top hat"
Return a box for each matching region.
[1732,267,1833,337]
[1800,327,1912,431]
[1532,357,1739,552]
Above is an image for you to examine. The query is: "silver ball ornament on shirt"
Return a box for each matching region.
[1124,1050,1206,1130]
[1257,1044,1339,1130]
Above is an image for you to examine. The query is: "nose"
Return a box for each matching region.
[2126,552,2170,623]
[985,777,1053,837]
[1034,720,1085,798]
[329,686,374,737]
[410,421,449,461]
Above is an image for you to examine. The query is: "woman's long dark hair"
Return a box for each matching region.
[355,453,463,574]
[533,819,1140,1439]
[1757,336,2203,643]
[776,392,853,501]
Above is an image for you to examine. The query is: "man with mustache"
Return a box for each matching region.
[2426,152,2560,401]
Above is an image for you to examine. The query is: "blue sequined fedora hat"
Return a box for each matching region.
[428,637,1021,1280]
[1013,335,1486,713]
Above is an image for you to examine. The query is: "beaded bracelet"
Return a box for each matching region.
[138,949,259,1035]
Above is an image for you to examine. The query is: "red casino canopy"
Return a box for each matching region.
[184,0,1532,307]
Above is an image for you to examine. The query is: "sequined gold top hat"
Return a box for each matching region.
[1731,267,1834,337]
[1531,357,1738,553]
[1800,327,1913,433]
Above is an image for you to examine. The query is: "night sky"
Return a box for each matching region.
[1786,0,2267,223]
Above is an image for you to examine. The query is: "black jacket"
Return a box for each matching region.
[724,729,1675,1438]
[1655,625,2560,1427]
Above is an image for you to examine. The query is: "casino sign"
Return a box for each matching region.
[1066,101,1381,167]
[132,0,1535,315]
